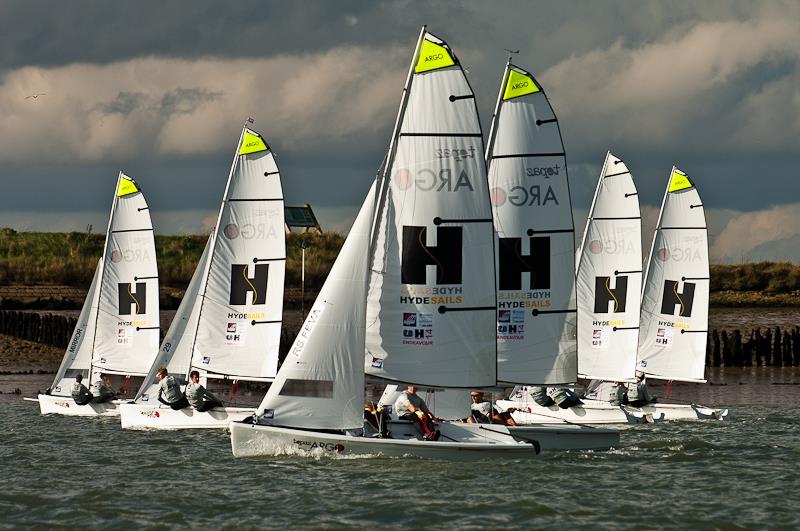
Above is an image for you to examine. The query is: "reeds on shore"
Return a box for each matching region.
[0,228,343,291]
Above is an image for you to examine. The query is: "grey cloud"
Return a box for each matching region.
[157,88,223,116]
[94,91,147,115]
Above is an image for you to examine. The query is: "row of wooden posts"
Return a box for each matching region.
[1,310,798,368]
[0,310,295,361]
[707,327,800,367]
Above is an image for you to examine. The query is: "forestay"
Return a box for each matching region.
[638,167,709,382]
[191,127,285,380]
[256,183,376,430]
[91,173,160,377]
[49,259,101,396]
[365,30,497,388]
[576,152,641,381]
[486,62,577,385]
[134,236,213,401]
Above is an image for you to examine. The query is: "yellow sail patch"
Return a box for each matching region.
[668,168,693,192]
[503,69,540,100]
[239,130,269,155]
[117,176,139,197]
[415,38,455,73]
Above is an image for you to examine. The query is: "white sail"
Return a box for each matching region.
[486,62,577,385]
[365,30,497,388]
[191,127,285,380]
[49,259,102,396]
[638,167,709,382]
[576,152,641,381]
[91,173,160,377]
[255,183,376,430]
[134,236,213,401]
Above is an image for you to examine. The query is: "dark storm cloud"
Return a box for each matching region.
[157,88,223,116]
[0,0,799,261]
[94,91,147,115]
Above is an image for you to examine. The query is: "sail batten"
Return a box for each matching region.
[486,63,577,384]
[365,30,497,388]
[576,152,642,382]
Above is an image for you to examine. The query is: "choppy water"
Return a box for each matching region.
[3,373,800,529]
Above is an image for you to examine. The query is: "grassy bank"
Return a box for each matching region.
[0,228,343,292]
[2,229,799,306]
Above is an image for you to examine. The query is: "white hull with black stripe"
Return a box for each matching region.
[119,402,254,429]
[36,395,122,417]
[498,397,728,424]
[230,420,539,460]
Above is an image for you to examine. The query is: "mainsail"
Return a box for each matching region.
[49,172,159,394]
[364,29,497,388]
[485,61,577,385]
[576,152,641,381]
[134,126,285,404]
[256,183,376,430]
[637,167,709,382]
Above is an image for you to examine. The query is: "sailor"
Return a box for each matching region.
[156,367,189,410]
[185,370,224,412]
[608,382,627,406]
[528,386,555,407]
[70,374,93,405]
[626,372,655,407]
[90,374,116,403]
[393,384,440,441]
[546,387,583,409]
[468,391,517,426]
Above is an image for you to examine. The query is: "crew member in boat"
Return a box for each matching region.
[527,386,582,409]
[70,374,94,405]
[626,372,655,407]
[156,367,190,410]
[467,391,517,426]
[393,385,440,441]
[186,370,224,412]
[90,374,116,403]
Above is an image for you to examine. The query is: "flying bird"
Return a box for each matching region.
[504,49,520,55]
[25,92,47,100]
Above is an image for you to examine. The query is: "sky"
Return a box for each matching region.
[0,0,798,263]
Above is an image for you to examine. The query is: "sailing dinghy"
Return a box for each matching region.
[231,29,537,459]
[498,151,651,424]
[583,167,729,421]
[120,126,285,429]
[374,63,620,450]
[35,173,160,416]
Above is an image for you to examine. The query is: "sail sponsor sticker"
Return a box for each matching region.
[401,312,433,346]
[497,309,526,340]
[591,327,610,350]
[371,356,384,369]
[117,326,133,348]
[655,326,674,348]
[224,321,248,346]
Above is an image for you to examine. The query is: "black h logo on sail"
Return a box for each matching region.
[594,276,628,313]
[401,226,462,285]
[118,282,146,315]
[230,264,269,305]
[660,279,695,317]
[498,236,550,290]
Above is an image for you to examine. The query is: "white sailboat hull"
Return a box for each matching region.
[36,394,121,417]
[498,398,729,424]
[119,402,254,430]
[504,424,620,450]
[230,421,539,460]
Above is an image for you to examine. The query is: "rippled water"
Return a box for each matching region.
[3,386,800,529]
